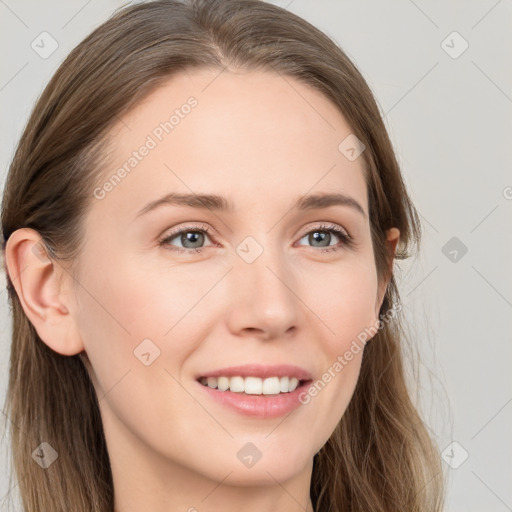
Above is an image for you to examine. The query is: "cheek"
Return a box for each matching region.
[73,262,193,455]
[297,253,380,338]
[320,259,378,379]
[294,257,377,442]
[72,251,224,393]
[71,254,164,401]
[75,252,200,341]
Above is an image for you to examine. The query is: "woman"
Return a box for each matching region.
[1,0,445,510]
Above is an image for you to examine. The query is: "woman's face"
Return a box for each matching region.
[69,68,394,492]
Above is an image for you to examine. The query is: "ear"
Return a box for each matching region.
[374,227,400,318]
[4,228,84,356]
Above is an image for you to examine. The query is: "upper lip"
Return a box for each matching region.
[196,364,313,381]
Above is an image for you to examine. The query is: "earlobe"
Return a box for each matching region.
[4,228,84,356]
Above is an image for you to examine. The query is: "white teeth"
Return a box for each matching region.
[244,376,263,394]
[262,377,280,395]
[217,376,230,391]
[288,377,299,392]
[199,375,303,394]
[230,376,245,393]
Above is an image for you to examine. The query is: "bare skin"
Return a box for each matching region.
[6,67,399,512]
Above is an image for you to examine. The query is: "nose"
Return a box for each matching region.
[225,241,301,341]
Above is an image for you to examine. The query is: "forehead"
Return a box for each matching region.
[92,67,368,221]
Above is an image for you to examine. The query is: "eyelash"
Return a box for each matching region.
[157,222,354,254]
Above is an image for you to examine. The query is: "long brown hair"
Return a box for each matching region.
[1,1,445,510]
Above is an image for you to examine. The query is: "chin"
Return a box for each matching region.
[201,447,312,487]
[212,463,307,487]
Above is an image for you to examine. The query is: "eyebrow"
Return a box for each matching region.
[134,191,367,219]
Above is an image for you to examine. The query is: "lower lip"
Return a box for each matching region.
[196,380,313,419]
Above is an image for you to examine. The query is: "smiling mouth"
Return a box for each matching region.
[197,375,311,395]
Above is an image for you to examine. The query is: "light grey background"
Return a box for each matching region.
[1,1,511,510]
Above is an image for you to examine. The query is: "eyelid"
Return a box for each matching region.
[160,221,213,238]
[158,221,354,253]
[297,221,350,240]
[295,222,354,252]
